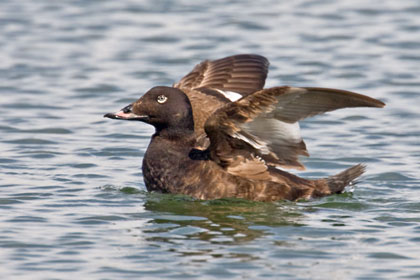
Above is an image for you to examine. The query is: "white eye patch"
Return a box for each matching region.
[157,95,168,104]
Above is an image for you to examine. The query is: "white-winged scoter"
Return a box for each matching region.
[104,54,385,201]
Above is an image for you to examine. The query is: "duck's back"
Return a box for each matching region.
[185,89,227,137]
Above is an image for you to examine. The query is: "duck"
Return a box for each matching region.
[104,54,385,201]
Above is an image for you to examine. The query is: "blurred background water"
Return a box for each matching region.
[1,0,420,279]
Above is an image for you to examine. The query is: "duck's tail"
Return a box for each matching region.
[324,164,366,194]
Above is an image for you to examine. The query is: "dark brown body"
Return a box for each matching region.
[142,131,357,202]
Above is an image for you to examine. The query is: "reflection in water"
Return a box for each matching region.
[142,193,305,246]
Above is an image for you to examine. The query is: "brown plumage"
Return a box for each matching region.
[204,86,384,173]
[104,54,385,201]
[173,54,269,95]
[173,54,269,141]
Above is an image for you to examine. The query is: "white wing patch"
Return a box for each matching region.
[232,118,303,157]
[243,118,303,146]
[215,89,242,101]
[232,132,271,155]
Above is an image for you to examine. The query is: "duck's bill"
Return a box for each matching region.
[103,111,148,121]
[104,103,149,121]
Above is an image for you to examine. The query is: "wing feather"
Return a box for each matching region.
[272,87,385,123]
[205,86,385,171]
[174,54,269,95]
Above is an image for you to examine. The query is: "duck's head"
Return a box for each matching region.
[104,86,194,132]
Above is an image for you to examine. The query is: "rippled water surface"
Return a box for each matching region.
[1,1,420,279]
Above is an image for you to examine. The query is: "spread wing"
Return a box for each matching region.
[204,86,385,176]
[174,54,269,97]
[261,87,385,123]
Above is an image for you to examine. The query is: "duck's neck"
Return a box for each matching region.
[154,127,196,145]
[152,112,195,141]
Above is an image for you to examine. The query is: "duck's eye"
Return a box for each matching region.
[156,95,168,104]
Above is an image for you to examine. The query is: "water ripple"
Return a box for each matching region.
[1,0,420,279]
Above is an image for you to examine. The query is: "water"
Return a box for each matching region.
[1,0,420,279]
